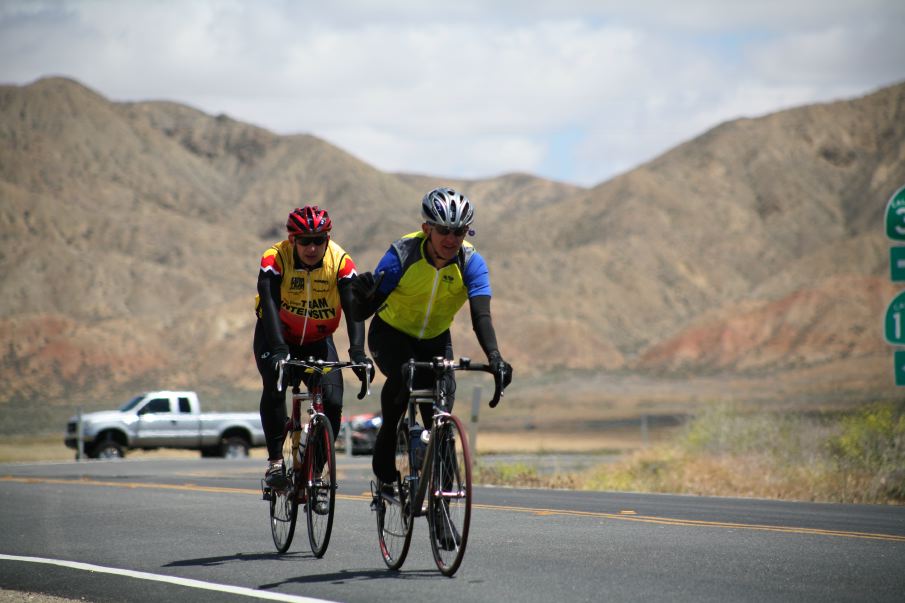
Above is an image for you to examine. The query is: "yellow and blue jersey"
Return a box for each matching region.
[374,231,491,339]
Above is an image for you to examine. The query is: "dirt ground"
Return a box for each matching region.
[0,590,83,603]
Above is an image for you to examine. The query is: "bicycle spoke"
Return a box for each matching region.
[428,415,472,576]
[375,420,414,569]
[306,420,336,557]
[270,429,298,553]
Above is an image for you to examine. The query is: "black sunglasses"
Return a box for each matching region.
[432,224,469,237]
[294,235,328,246]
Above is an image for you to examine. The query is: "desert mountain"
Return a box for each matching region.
[508,85,902,352]
[1,76,902,429]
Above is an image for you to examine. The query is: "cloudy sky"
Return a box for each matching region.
[2,1,904,186]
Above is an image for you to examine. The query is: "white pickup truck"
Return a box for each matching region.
[64,390,266,459]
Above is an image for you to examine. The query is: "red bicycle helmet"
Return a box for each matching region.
[286,205,332,236]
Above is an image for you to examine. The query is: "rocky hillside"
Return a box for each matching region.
[1,76,902,427]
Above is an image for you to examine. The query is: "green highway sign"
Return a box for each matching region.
[885,184,905,241]
[892,247,905,282]
[884,290,905,344]
[896,351,905,386]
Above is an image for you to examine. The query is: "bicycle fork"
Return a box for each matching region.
[410,412,463,517]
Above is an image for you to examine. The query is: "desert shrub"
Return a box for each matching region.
[471,402,905,503]
[472,460,582,489]
[680,403,812,459]
[829,402,905,467]
[828,401,905,501]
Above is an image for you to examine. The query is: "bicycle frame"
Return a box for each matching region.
[373,355,505,575]
[265,356,370,556]
[284,383,322,504]
[398,356,506,506]
[277,358,371,501]
[401,380,453,518]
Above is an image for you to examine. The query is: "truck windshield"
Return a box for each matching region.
[119,394,147,412]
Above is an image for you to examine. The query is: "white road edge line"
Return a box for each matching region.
[0,554,338,603]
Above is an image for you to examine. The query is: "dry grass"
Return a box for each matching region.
[472,428,673,455]
[476,402,905,505]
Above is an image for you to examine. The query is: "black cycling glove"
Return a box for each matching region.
[349,347,375,384]
[487,351,513,389]
[268,344,290,373]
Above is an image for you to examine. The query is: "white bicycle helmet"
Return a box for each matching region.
[421,187,475,229]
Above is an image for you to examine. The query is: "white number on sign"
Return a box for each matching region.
[897,207,905,236]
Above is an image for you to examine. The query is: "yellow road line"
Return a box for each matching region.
[467,502,905,543]
[4,476,904,543]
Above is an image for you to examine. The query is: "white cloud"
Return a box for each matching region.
[749,24,905,90]
[1,0,904,186]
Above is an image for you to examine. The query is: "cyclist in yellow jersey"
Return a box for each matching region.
[348,187,513,492]
[254,205,373,488]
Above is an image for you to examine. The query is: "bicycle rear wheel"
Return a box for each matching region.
[376,418,414,569]
[270,429,299,553]
[305,418,336,557]
[427,414,472,576]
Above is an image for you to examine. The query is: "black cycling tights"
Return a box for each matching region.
[253,320,344,461]
[368,315,455,483]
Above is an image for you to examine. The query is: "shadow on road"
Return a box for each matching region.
[260,567,454,589]
[163,551,312,567]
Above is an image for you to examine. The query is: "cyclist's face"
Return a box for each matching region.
[293,234,328,266]
[422,222,466,265]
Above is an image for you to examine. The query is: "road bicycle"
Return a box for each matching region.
[263,357,370,557]
[372,356,505,576]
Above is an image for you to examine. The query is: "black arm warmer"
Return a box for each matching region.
[339,278,366,353]
[257,270,287,350]
[469,295,499,357]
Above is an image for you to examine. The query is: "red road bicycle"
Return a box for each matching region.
[263,357,370,557]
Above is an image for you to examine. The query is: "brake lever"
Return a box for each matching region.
[276,359,286,392]
[488,367,505,408]
[357,364,371,400]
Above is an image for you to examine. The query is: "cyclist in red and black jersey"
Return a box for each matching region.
[254,205,373,487]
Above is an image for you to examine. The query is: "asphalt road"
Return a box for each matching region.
[2,457,904,602]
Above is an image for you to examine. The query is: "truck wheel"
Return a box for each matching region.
[90,438,125,460]
[220,436,249,459]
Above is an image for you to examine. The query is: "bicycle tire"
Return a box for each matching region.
[306,417,336,557]
[427,414,472,576]
[270,428,299,553]
[376,418,414,569]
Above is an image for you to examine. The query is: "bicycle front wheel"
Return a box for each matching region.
[270,428,299,553]
[376,418,414,570]
[306,417,336,557]
[427,414,472,576]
